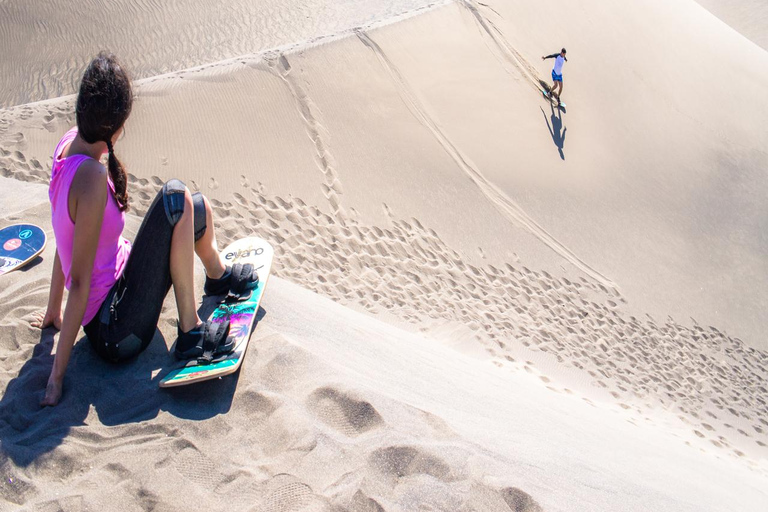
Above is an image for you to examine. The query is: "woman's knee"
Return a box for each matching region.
[161,179,190,227]
[161,179,208,240]
[191,192,208,242]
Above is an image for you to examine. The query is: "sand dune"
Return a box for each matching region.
[1,188,765,510]
[696,0,768,50]
[0,0,447,108]
[1,0,768,510]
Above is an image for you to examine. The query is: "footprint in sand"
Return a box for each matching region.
[237,388,279,421]
[468,484,543,512]
[486,487,543,512]
[256,474,318,512]
[349,490,386,512]
[0,467,37,507]
[171,446,221,487]
[306,387,383,437]
[368,446,452,481]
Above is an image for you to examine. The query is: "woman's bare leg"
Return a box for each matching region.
[170,188,202,332]
[194,195,226,279]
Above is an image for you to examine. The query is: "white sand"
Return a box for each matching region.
[696,0,768,50]
[1,0,767,510]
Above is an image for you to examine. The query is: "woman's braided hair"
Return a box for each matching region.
[75,52,133,211]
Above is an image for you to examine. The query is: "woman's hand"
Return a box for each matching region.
[41,373,64,407]
[30,309,63,331]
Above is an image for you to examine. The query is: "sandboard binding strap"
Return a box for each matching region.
[175,319,234,362]
[224,263,259,303]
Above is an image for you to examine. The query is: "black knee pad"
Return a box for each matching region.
[191,192,207,242]
[161,179,187,227]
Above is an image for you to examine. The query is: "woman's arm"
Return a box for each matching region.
[41,160,107,406]
[31,249,65,330]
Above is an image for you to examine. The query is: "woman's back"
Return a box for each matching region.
[49,127,131,325]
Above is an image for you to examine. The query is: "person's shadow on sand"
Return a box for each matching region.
[541,104,566,160]
[0,301,266,467]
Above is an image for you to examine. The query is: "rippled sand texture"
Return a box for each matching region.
[0,0,447,107]
[2,0,768,510]
[3,0,766,341]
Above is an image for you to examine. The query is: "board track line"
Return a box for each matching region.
[356,29,618,291]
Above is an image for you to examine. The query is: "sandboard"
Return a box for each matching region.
[0,224,46,276]
[542,89,566,109]
[159,236,274,388]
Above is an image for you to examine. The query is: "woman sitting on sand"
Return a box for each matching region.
[32,53,257,406]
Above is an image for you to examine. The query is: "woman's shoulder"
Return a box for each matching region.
[70,158,108,198]
[74,158,107,181]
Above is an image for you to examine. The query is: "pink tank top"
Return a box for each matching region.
[49,127,131,325]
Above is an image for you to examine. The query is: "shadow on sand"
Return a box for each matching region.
[16,255,45,274]
[541,103,566,160]
[0,300,266,467]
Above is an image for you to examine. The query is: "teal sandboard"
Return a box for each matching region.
[160,236,274,387]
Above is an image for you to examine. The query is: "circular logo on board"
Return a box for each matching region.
[19,229,32,240]
[4,238,21,251]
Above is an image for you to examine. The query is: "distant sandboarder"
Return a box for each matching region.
[542,48,567,107]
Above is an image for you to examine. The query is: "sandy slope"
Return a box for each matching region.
[1,0,768,510]
[0,0,446,108]
[1,182,766,511]
[696,0,768,50]
[6,0,764,346]
[362,0,768,347]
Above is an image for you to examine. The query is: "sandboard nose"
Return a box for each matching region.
[0,224,46,276]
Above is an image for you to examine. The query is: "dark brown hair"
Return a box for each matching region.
[76,52,133,211]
